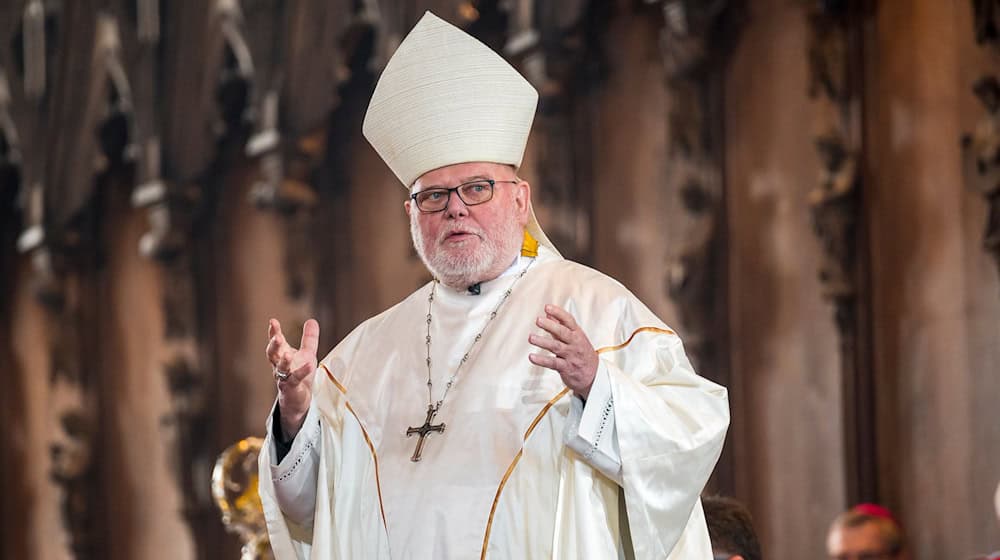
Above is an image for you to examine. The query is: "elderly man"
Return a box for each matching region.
[258,12,729,559]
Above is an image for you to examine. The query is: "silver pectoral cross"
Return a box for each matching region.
[406,404,446,462]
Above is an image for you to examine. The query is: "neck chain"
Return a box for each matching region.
[424,259,534,409]
[405,258,534,462]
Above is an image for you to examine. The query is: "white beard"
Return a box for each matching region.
[410,209,524,289]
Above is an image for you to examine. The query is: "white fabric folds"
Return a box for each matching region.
[259,245,730,559]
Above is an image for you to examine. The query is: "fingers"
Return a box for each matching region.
[299,319,320,356]
[528,333,564,355]
[276,359,315,387]
[544,304,580,331]
[291,359,315,379]
[275,350,295,374]
[536,316,572,342]
[530,304,597,397]
[268,318,321,387]
[266,319,288,364]
[528,352,565,372]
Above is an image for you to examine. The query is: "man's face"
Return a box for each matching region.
[827,522,899,560]
[406,162,531,288]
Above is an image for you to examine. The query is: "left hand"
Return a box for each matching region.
[528,304,599,399]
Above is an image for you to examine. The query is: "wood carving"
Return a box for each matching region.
[655,0,734,373]
[243,0,353,301]
[245,0,370,343]
[94,15,137,173]
[0,70,21,194]
[22,0,48,100]
[650,0,741,495]
[0,67,25,557]
[133,155,215,556]
[213,1,255,137]
[972,0,1000,46]
[10,6,124,557]
[17,158,101,560]
[43,18,141,554]
[247,92,321,300]
[129,2,259,556]
[810,131,858,323]
[805,0,876,506]
[498,0,600,261]
[964,0,1000,287]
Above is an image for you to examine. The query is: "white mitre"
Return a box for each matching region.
[363,11,558,254]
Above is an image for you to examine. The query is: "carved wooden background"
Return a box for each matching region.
[1,1,997,559]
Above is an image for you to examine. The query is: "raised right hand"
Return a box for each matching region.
[266,318,320,439]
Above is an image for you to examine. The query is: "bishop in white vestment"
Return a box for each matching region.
[258,12,729,560]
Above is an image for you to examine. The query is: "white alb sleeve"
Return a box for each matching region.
[266,401,321,527]
[563,360,623,484]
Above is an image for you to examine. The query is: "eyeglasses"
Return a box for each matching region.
[409,179,518,213]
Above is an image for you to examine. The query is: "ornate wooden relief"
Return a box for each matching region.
[49,14,135,227]
[7,4,120,557]
[247,92,321,300]
[7,0,56,233]
[0,70,20,192]
[41,18,141,553]
[963,1,1000,287]
[243,0,354,301]
[492,0,601,261]
[0,65,27,560]
[21,0,49,100]
[127,2,261,557]
[805,1,877,505]
[654,0,736,374]
[650,0,741,495]
[136,0,160,43]
[213,1,255,137]
[132,156,218,557]
[972,0,999,45]
[16,152,101,560]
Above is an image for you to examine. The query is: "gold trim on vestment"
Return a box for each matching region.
[596,326,674,354]
[480,387,570,559]
[478,326,675,557]
[321,364,388,533]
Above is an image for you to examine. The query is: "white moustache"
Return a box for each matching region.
[438,226,483,243]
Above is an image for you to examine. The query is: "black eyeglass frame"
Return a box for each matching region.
[409,179,519,213]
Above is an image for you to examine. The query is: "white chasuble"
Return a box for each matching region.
[258,245,729,559]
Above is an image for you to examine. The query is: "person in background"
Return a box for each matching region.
[702,495,762,560]
[826,503,909,560]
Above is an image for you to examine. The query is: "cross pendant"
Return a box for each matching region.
[406,404,446,462]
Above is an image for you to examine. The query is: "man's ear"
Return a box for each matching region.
[404,198,412,217]
[515,180,531,218]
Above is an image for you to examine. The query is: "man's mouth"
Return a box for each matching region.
[442,230,479,243]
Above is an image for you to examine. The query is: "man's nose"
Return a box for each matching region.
[443,191,470,218]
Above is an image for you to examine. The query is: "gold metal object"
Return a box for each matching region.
[212,437,273,560]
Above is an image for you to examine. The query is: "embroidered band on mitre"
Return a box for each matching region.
[362,11,559,254]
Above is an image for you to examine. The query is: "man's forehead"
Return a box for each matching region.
[830,522,887,551]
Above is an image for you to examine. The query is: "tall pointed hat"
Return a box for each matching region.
[362,11,558,254]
